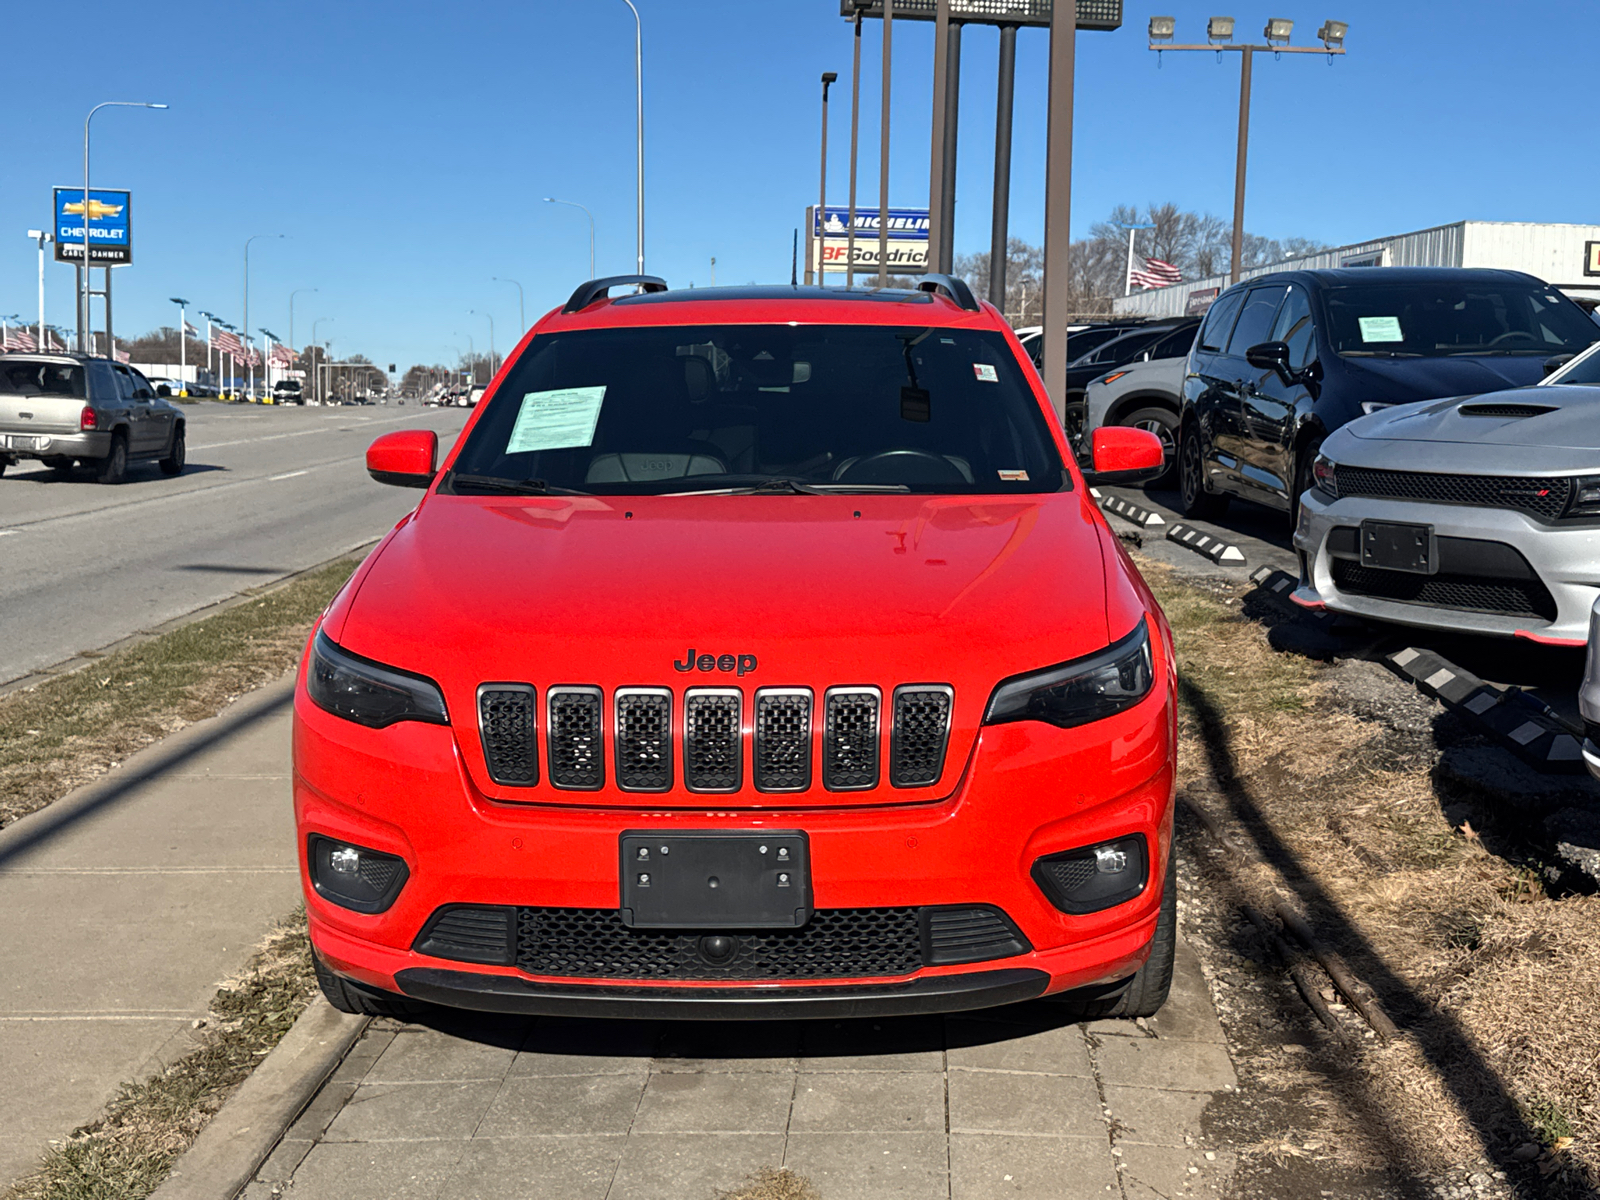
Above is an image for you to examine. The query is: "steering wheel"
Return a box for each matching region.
[1488,330,1538,346]
[834,449,968,485]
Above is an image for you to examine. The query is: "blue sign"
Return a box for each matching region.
[814,205,930,241]
[53,187,133,265]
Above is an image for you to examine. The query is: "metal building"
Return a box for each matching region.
[1111,220,1600,318]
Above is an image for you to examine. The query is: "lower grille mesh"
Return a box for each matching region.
[1332,560,1557,621]
[823,689,881,790]
[891,687,952,787]
[548,688,604,789]
[478,686,538,786]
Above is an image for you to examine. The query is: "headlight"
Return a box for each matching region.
[1570,474,1600,517]
[306,630,448,728]
[1359,401,1394,416]
[1313,454,1339,498]
[984,620,1154,730]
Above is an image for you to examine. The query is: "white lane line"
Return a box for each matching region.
[0,530,16,536]
[270,470,309,480]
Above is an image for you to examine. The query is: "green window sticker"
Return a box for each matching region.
[1357,316,1404,343]
[506,386,607,454]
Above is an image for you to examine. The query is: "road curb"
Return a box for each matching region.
[148,999,368,1200]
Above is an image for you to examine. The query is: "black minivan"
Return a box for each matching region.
[1176,267,1600,524]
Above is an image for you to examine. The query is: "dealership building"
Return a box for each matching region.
[1111,220,1600,317]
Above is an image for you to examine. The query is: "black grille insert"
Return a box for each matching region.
[1331,559,1557,621]
[1336,466,1571,521]
[478,685,538,786]
[548,687,604,790]
[615,689,672,792]
[824,687,881,790]
[753,689,812,792]
[685,690,742,792]
[924,906,1030,966]
[414,905,514,966]
[891,686,953,787]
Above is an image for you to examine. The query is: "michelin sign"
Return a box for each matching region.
[810,205,929,274]
[54,188,133,266]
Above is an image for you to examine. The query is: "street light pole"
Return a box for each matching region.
[170,298,188,393]
[619,0,645,274]
[543,199,596,280]
[1147,18,1347,285]
[816,72,837,286]
[80,101,167,352]
[492,277,525,334]
[244,234,284,401]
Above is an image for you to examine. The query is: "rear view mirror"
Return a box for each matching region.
[367,430,438,488]
[1086,426,1164,485]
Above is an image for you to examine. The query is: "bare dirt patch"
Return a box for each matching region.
[0,558,358,831]
[1140,554,1600,1199]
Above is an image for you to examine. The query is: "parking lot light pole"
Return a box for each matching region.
[169,298,188,393]
[815,72,838,286]
[492,277,525,334]
[846,4,863,287]
[544,199,596,280]
[619,0,645,274]
[1147,16,1347,284]
[80,101,167,352]
[27,230,52,345]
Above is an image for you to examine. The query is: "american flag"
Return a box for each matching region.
[213,330,244,356]
[1129,257,1182,289]
[114,349,131,363]
[4,329,37,351]
[270,343,296,366]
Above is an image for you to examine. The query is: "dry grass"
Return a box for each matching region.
[5,910,318,1200]
[0,558,359,830]
[716,1168,823,1200]
[1141,556,1600,1192]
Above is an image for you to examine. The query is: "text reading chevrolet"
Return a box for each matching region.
[295,276,1178,1020]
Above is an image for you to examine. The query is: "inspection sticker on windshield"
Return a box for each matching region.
[1357,316,1404,343]
[506,386,606,454]
[973,363,999,382]
[998,469,1030,481]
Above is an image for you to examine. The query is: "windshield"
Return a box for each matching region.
[0,360,86,398]
[444,324,1067,496]
[1324,282,1599,358]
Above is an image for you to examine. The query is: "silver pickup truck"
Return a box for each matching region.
[0,353,185,484]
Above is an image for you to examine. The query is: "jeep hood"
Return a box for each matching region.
[333,491,1116,806]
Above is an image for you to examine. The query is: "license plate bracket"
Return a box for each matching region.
[1360,520,1435,575]
[619,831,812,929]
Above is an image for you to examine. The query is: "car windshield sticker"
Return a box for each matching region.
[998,469,1030,481]
[1357,315,1404,343]
[973,363,999,382]
[505,386,607,454]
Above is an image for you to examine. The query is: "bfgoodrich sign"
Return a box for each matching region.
[53,188,133,265]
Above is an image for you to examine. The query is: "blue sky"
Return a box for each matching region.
[4,0,1597,372]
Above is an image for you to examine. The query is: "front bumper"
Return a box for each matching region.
[1,430,111,460]
[1292,489,1600,643]
[294,649,1177,1018]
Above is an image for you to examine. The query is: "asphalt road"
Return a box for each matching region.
[0,401,469,688]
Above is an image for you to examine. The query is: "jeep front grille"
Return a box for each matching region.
[615,689,672,792]
[547,686,604,790]
[477,685,538,786]
[684,689,742,792]
[753,688,812,792]
[822,687,881,790]
[890,685,953,787]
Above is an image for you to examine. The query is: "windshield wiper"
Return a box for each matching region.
[447,472,591,496]
[1339,350,1423,358]
[665,477,911,497]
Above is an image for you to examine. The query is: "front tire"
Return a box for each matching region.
[159,426,186,476]
[1178,421,1229,519]
[314,953,429,1018]
[94,434,128,485]
[1049,846,1178,1020]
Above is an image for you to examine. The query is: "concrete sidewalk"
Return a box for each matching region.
[0,677,301,1190]
[246,941,1236,1200]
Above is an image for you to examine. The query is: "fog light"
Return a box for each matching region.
[308,835,409,914]
[1032,835,1149,914]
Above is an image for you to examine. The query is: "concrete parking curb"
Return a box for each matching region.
[149,999,368,1200]
[1166,522,1246,564]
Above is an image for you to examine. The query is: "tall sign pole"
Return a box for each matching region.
[846,7,863,287]
[1040,0,1077,422]
[876,0,893,288]
[988,24,1018,311]
[926,0,951,272]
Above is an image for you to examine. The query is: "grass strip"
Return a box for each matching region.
[4,909,317,1200]
[0,558,359,831]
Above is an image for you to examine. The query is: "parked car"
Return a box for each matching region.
[0,353,185,483]
[146,376,182,398]
[1017,319,1152,373]
[1084,352,1190,487]
[1292,340,1600,643]
[298,274,1178,1023]
[274,379,305,405]
[1177,267,1600,525]
[1062,319,1198,448]
[1582,596,1600,782]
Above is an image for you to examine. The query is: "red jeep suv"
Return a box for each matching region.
[296,275,1178,1021]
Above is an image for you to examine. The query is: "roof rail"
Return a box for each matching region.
[562,275,669,313]
[917,273,980,312]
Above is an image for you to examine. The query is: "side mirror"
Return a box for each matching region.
[1245,340,1292,376]
[1544,353,1575,378]
[367,429,438,488]
[1086,426,1165,485]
